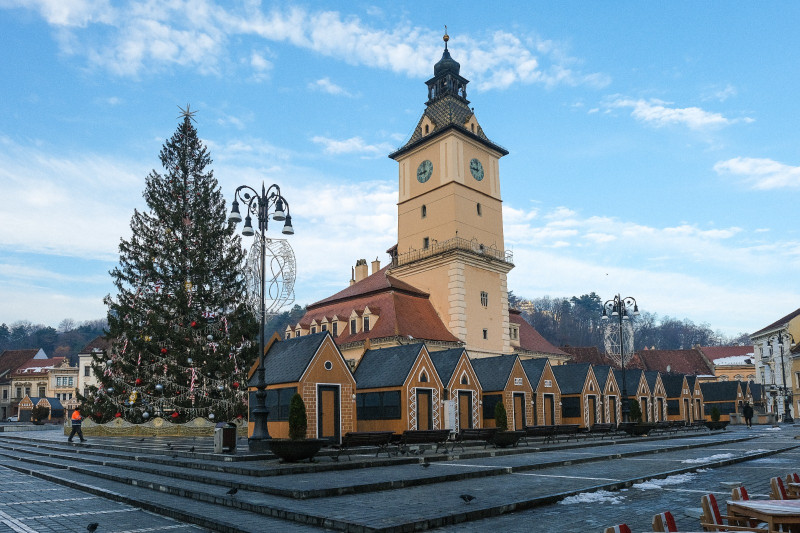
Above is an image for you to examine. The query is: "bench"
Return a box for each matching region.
[395,429,452,455]
[331,431,396,461]
[522,425,556,444]
[552,424,582,442]
[588,423,616,439]
[450,427,498,453]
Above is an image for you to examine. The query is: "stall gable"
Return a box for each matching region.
[405,347,444,431]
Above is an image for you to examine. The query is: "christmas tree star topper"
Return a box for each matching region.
[177,104,198,122]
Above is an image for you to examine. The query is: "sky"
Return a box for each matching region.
[1,1,799,338]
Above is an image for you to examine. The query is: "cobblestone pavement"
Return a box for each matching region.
[0,425,797,532]
[0,465,208,533]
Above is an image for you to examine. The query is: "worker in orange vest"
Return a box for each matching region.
[68,409,86,443]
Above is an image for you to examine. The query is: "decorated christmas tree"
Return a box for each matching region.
[80,107,258,424]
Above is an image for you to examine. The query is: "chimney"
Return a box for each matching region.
[371,257,380,275]
[354,259,368,283]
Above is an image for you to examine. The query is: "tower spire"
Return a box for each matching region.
[444,25,449,51]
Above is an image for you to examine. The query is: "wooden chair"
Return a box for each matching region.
[603,525,631,533]
[652,510,678,532]
[786,473,800,498]
[700,493,768,532]
[730,486,750,501]
[770,476,789,500]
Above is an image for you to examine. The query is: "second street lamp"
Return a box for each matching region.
[229,183,294,452]
[602,294,639,423]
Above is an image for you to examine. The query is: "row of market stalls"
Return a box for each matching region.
[248,332,762,441]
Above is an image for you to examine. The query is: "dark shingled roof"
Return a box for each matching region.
[520,358,549,389]
[429,348,466,385]
[660,374,687,398]
[262,333,327,385]
[592,365,614,389]
[471,354,519,393]
[644,371,661,394]
[355,343,426,389]
[614,369,645,396]
[751,307,800,337]
[551,363,592,395]
[749,383,764,402]
[700,381,741,402]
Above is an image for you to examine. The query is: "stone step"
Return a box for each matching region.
[1,438,793,532]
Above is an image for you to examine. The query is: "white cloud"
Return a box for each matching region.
[714,157,800,190]
[606,97,751,130]
[9,2,609,91]
[311,135,393,157]
[309,77,354,97]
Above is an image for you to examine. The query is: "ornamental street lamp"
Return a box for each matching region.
[602,294,639,423]
[228,183,294,451]
[767,332,795,424]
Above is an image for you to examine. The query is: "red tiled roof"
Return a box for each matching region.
[636,349,713,375]
[308,266,428,309]
[560,345,616,365]
[10,357,66,376]
[697,345,754,362]
[509,310,567,356]
[297,268,459,345]
[80,336,111,353]
[0,349,40,376]
[751,307,800,337]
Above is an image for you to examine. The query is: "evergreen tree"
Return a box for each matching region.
[81,108,257,424]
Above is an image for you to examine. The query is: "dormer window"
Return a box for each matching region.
[471,123,475,133]
[363,316,370,333]
[350,318,357,334]
[424,124,429,134]
[310,326,316,334]
[332,322,338,336]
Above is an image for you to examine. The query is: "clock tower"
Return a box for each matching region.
[388,32,514,358]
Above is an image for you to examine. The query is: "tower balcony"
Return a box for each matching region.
[392,236,513,268]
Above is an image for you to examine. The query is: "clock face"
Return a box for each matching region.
[469,158,484,181]
[417,160,433,183]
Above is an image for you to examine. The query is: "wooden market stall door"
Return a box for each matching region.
[513,393,525,430]
[608,396,617,424]
[657,398,664,421]
[417,389,433,430]
[683,399,690,422]
[458,391,473,429]
[544,394,555,425]
[317,386,340,443]
[587,396,597,427]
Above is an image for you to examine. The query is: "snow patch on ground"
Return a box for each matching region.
[765,427,782,431]
[633,473,697,490]
[681,453,735,464]
[559,490,625,505]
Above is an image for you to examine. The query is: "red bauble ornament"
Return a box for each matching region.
[171,412,179,418]
[191,321,197,328]
[161,348,167,354]
[115,412,122,418]
[135,378,142,385]
[236,414,243,419]
[232,382,240,389]
[95,412,102,418]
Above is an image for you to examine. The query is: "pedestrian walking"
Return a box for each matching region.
[742,402,754,428]
[68,409,86,443]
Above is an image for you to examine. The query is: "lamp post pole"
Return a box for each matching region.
[773,333,794,424]
[228,183,294,451]
[602,295,639,423]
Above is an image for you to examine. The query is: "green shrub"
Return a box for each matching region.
[628,399,642,423]
[710,406,721,422]
[288,393,307,440]
[494,400,508,431]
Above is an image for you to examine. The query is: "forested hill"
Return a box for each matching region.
[510,292,750,351]
[0,319,107,364]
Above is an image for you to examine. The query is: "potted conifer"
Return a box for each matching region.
[704,406,728,431]
[621,399,655,436]
[268,393,325,462]
[490,401,523,448]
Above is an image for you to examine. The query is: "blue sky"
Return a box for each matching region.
[1,1,798,337]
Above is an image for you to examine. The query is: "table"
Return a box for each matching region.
[728,499,800,532]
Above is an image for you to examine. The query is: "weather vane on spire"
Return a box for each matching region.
[443,25,449,50]
[177,104,198,122]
